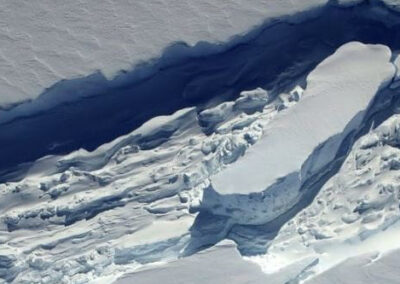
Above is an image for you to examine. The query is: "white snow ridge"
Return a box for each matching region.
[3,1,400,284]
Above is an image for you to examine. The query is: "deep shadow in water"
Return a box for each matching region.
[2,1,400,182]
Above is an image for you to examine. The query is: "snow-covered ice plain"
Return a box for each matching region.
[0,0,329,109]
[4,0,400,283]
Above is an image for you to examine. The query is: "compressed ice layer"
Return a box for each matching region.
[211,42,395,194]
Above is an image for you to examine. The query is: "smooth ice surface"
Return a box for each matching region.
[0,0,329,108]
[211,42,395,194]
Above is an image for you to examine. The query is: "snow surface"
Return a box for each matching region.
[211,42,395,194]
[3,0,400,109]
[0,0,330,108]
